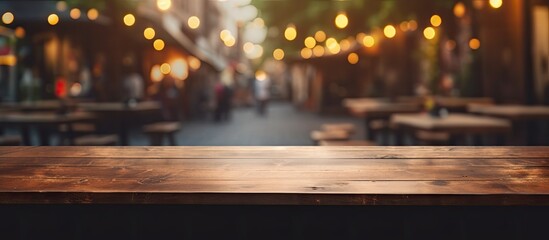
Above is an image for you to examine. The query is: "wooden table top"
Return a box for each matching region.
[78,101,161,112]
[391,113,511,134]
[0,146,548,205]
[0,112,95,124]
[468,104,549,121]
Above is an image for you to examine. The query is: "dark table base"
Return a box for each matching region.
[1,205,547,240]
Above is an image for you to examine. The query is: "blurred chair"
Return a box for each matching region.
[143,122,181,146]
[0,135,22,146]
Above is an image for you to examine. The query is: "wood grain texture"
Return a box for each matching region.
[0,147,548,205]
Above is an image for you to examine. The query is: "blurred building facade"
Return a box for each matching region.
[0,0,252,119]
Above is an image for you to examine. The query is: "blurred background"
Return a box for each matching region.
[0,0,548,146]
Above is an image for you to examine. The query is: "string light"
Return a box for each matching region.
[304,37,316,49]
[188,16,200,29]
[284,24,297,41]
[489,0,503,9]
[70,8,81,19]
[430,15,442,27]
[153,39,165,51]
[335,12,348,29]
[87,8,99,20]
[144,28,155,40]
[2,12,14,24]
[123,14,135,26]
[48,14,59,26]
[384,25,396,38]
[273,49,285,60]
[347,53,359,64]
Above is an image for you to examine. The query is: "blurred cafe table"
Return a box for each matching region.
[343,98,421,140]
[468,104,549,145]
[0,100,77,112]
[0,111,95,145]
[78,101,162,145]
[391,113,512,145]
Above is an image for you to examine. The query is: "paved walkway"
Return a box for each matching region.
[131,102,365,146]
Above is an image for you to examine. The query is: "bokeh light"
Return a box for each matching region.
[70,8,81,19]
[423,27,436,40]
[347,53,359,64]
[2,12,14,25]
[48,14,59,26]
[284,25,297,41]
[144,28,156,40]
[384,25,396,38]
[489,0,503,9]
[188,16,200,29]
[123,14,135,26]
[304,37,316,49]
[335,13,348,29]
[153,39,165,51]
[430,15,442,27]
[273,48,285,60]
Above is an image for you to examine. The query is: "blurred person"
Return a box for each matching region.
[123,66,144,102]
[213,80,233,122]
[254,70,270,116]
[157,75,180,121]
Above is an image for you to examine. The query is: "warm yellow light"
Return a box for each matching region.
[220,29,232,41]
[313,45,325,57]
[169,58,188,80]
[430,15,442,27]
[340,39,351,51]
[363,35,375,47]
[14,27,25,38]
[408,20,418,31]
[243,42,254,53]
[2,12,14,25]
[273,48,285,60]
[87,8,99,20]
[314,31,326,42]
[284,25,297,41]
[153,39,165,51]
[469,38,481,50]
[347,53,359,64]
[454,2,466,18]
[48,14,59,26]
[325,38,337,48]
[70,8,81,19]
[489,0,503,9]
[151,65,163,82]
[255,70,267,81]
[160,63,171,74]
[423,27,436,40]
[157,0,172,11]
[123,14,135,26]
[400,21,409,32]
[224,36,236,47]
[144,28,156,40]
[188,56,201,71]
[327,43,340,55]
[301,48,312,59]
[188,16,200,29]
[304,37,316,49]
[0,55,17,66]
[384,25,396,39]
[335,13,348,29]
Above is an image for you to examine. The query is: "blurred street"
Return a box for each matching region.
[129,102,363,146]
